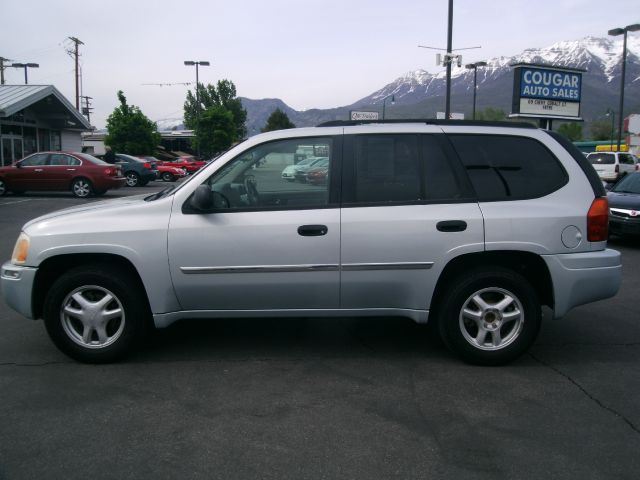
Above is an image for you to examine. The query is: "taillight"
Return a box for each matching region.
[615,164,619,173]
[143,162,151,169]
[587,197,609,242]
[104,168,114,175]
[636,164,639,171]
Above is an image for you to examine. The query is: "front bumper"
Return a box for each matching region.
[542,249,622,319]
[1,262,38,319]
[609,210,640,236]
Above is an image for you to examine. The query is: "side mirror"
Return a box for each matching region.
[191,185,214,211]
[15,162,22,169]
[603,182,613,191]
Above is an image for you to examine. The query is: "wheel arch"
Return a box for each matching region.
[430,250,554,317]
[32,253,151,320]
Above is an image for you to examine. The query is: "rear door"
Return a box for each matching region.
[44,153,81,189]
[339,129,484,313]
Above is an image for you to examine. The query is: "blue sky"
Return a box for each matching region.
[2,0,638,128]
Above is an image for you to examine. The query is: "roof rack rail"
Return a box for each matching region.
[316,119,537,129]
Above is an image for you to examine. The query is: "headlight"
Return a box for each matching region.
[11,232,30,265]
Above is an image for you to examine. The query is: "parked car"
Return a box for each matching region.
[306,166,329,185]
[114,154,157,187]
[607,171,640,237]
[138,156,187,182]
[587,151,638,183]
[1,120,621,365]
[158,155,206,174]
[281,156,322,182]
[294,157,329,182]
[0,151,125,198]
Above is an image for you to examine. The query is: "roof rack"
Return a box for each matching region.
[316,119,537,129]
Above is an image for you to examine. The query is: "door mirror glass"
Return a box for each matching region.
[191,185,214,211]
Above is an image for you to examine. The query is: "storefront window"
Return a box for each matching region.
[38,129,51,151]
[51,131,61,151]
[23,127,37,156]
[1,124,22,135]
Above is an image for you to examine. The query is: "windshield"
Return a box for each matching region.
[611,173,640,194]
[588,153,615,165]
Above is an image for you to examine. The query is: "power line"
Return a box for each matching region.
[141,82,192,87]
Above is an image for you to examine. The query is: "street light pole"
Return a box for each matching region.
[184,60,210,157]
[465,61,487,120]
[445,0,453,118]
[608,23,640,151]
[606,109,615,147]
[382,94,395,120]
[11,62,39,84]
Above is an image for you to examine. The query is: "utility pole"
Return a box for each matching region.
[0,57,13,85]
[80,95,93,124]
[68,37,84,110]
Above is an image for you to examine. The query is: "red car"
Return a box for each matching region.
[306,166,329,185]
[139,156,188,182]
[0,151,126,198]
[157,155,206,174]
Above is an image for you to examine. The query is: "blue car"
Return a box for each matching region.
[114,154,158,187]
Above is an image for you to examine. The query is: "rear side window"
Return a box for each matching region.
[449,135,568,201]
[345,134,472,205]
[588,153,615,165]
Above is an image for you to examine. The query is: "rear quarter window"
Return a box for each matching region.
[448,134,568,201]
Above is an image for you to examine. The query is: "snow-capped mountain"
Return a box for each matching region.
[357,36,640,108]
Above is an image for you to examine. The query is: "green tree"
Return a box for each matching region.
[195,106,236,157]
[184,79,247,140]
[261,108,296,132]
[475,107,507,121]
[557,122,583,141]
[105,91,160,155]
[590,120,616,141]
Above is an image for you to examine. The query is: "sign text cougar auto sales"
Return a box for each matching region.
[511,64,584,120]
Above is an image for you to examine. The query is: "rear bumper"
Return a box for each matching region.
[94,177,127,190]
[1,262,37,319]
[542,249,622,319]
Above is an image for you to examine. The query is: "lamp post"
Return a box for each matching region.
[465,61,487,120]
[184,60,210,157]
[605,108,615,148]
[11,62,39,84]
[608,23,640,151]
[382,94,395,120]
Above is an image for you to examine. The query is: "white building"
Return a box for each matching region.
[0,85,91,166]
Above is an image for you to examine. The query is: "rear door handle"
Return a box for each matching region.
[436,220,467,232]
[298,224,328,236]
[66,168,76,171]
[34,168,44,172]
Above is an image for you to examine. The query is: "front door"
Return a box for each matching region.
[339,132,484,312]
[5,152,50,191]
[168,136,341,312]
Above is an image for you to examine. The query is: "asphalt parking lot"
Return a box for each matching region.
[0,182,639,480]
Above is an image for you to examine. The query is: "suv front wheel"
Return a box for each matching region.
[437,268,541,365]
[43,265,149,363]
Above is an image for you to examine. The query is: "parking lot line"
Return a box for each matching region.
[0,199,32,206]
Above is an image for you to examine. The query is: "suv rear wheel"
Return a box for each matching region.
[43,265,149,363]
[437,268,541,365]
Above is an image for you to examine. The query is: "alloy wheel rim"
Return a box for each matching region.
[126,173,138,186]
[73,180,90,197]
[458,287,524,351]
[60,285,125,349]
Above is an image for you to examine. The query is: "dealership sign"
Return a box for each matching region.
[350,111,379,121]
[511,64,584,120]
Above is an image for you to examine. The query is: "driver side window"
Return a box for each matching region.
[202,137,333,211]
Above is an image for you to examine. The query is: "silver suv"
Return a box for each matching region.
[1,121,622,365]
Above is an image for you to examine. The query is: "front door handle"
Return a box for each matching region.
[298,224,328,236]
[66,168,76,171]
[34,168,44,172]
[436,220,467,232]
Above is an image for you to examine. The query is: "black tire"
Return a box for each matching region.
[161,172,175,182]
[0,178,6,196]
[436,268,541,366]
[125,171,139,187]
[43,264,150,363]
[71,178,93,198]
